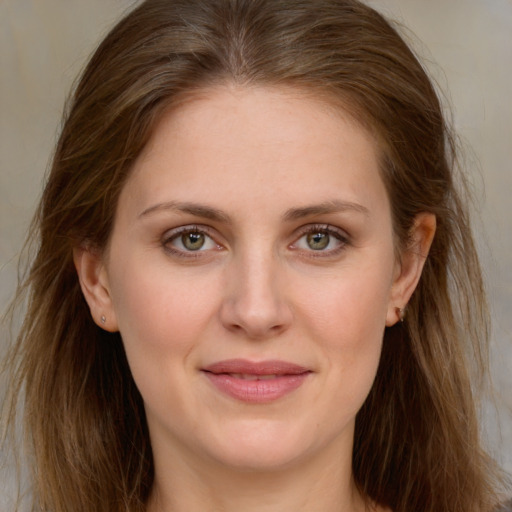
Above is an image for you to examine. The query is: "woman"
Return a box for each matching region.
[2,0,508,510]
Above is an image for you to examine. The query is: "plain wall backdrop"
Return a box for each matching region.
[1,0,511,505]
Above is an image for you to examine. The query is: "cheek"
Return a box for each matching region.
[295,263,393,386]
[107,260,220,374]
[298,264,392,342]
[107,267,223,425]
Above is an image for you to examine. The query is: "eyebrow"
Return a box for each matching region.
[138,199,369,223]
[283,200,370,221]
[138,201,231,223]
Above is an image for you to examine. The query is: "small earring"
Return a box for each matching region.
[100,315,106,324]
[396,307,406,323]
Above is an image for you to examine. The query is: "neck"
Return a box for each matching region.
[147,443,370,512]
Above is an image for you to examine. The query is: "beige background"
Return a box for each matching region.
[1,0,511,504]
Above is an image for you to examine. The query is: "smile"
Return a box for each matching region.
[202,359,312,403]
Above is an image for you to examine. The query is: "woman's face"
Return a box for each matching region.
[81,85,427,473]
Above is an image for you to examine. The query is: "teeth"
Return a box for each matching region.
[229,373,278,380]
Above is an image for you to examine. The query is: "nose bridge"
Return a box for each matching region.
[220,242,292,339]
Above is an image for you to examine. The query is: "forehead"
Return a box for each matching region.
[120,84,389,221]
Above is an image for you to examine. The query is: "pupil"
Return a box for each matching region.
[182,232,205,250]
[307,232,329,250]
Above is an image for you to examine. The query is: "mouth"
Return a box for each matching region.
[202,359,312,403]
[223,373,281,380]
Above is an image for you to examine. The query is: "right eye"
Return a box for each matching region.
[163,226,220,256]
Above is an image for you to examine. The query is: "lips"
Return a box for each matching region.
[202,359,311,403]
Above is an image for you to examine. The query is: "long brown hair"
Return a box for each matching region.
[2,0,506,510]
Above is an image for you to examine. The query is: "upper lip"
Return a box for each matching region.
[202,359,310,376]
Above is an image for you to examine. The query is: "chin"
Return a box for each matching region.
[199,417,339,473]
[212,445,305,473]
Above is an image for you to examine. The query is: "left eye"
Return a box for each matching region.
[293,227,347,252]
[305,232,330,250]
[165,229,218,252]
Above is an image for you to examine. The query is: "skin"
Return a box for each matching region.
[75,85,435,512]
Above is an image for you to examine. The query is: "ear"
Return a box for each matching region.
[386,213,436,326]
[73,246,119,332]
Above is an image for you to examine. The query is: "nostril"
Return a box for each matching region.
[218,264,293,339]
[219,300,292,340]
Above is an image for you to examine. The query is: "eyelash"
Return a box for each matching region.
[291,224,350,258]
[161,223,350,259]
[162,225,221,259]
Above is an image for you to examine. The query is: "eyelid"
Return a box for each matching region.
[162,224,213,239]
[290,223,350,255]
[161,224,224,257]
[159,222,350,259]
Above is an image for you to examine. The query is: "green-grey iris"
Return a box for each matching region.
[306,232,329,250]
[182,232,205,250]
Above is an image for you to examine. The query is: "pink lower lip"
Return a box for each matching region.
[203,370,311,404]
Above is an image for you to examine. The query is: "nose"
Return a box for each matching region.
[219,250,293,340]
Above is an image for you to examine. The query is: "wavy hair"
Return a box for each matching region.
[2,0,505,510]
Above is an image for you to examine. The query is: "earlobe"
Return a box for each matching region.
[386,213,436,326]
[73,246,119,332]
